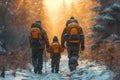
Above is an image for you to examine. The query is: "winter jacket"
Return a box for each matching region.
[29,23,49,49]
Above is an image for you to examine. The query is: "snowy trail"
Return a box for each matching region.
[0,55,115,80]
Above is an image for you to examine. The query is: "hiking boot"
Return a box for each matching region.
[55,71,58,73]
[34,68,37,74]
[38,71,42,74]
[52,69,54,73]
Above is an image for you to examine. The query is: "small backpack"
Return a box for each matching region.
[51,42,60,53]
[67,23,81,43]
[31,27,42,47]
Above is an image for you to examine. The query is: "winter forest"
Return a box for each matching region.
[0,0,120,80]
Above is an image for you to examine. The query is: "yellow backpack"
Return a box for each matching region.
[67,23,81,43]
[51,42,60,53]
[31,27,42,39]
[31,27,42,47]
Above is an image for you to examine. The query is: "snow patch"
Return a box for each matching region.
[90,24,105,32]
[112,3,120,9]
[71,60,115,80]
[86,34,95,38]
[93,14,115,21]
[0,55,115,80]
[93,24,105,29]
[0,46,6,54]
[91,6,101,13]
[104,8,113,12]
[41,74,64,80]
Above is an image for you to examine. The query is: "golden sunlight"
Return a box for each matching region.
[23,0,98,43]
[43,0,98,42]
[43,0,73,39]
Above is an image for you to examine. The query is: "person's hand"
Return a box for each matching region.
[46,44,50,48]
[46,47,52,53]
[60,47,64,52]
[81,46,85,51]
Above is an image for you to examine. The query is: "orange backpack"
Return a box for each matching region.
[31,27,42,39]
[31,27,42,47]
[67,23,81,43]
[51,42,60,53]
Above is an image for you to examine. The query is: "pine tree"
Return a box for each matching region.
[89,0,120,50]
[90,0,120,80]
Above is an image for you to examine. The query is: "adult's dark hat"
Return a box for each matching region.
[35,20,41,25]
[70,16,75,19]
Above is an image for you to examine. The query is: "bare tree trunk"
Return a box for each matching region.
[0,66,5,78]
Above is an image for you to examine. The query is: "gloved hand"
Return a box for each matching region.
[46,44,50,48]
[46,46,49,49]
[81,46,85,51]
[46,47,51,53]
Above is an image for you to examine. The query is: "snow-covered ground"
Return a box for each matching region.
[0,55,115,80]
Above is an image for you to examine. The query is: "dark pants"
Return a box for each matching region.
[32,49,44,74]
[67,44,80,71]
[51,53,60,73]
